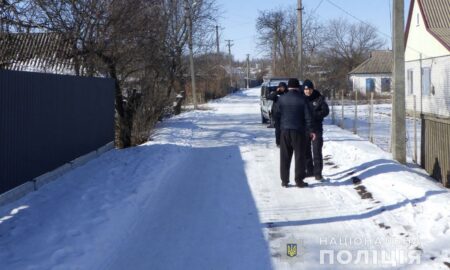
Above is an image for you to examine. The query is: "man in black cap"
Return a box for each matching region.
[274,78,315,188]
[267,82,287,146]
[303,79,329,181]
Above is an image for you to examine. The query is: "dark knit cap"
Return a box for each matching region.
[278,82,287,88]
[287,78,300,88]
[303,79,314,89]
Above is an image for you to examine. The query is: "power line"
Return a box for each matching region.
[325,0,391,39]
[324,0,428,57]
[304,0,325,23]
[311,0,325,15]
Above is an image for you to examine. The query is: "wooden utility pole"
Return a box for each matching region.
[272,33,277,76]
[297,0,303,79]
[391,0,406,163]
[185,0,197,109]
[246,54,250,89]
[216,25,220,54]
[353,90,358,134]
[225,39,233,88]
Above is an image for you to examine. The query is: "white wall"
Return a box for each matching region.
[350,74,392,95]
[405,55,450,117]
[405,0,449,61]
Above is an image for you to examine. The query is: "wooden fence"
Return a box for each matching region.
[421,115,450,187]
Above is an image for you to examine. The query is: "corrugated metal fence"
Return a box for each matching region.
[0,70,115,194]
[421,115,450,188]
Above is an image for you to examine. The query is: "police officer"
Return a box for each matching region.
[267,82,287,146]
[275,78,315,188]
[303,79,329,181]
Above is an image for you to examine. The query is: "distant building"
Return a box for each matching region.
[404,0,450,118]
[348,50,393,96]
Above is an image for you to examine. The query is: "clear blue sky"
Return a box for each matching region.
[217,0,410,61]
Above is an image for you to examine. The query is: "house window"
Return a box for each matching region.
[416,13,420,26]
[381,78,391,92]
[407,70,413,94]
[422,67,431,96]
[366,78,375,93]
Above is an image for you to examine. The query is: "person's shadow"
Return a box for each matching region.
[263,190,447,228]
[311,158,433,188]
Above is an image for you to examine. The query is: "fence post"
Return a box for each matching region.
[331,89,335,124]
[369,92,374,143]
[353,90,358,134]
[413,94,417,163]
[340,90,344,129]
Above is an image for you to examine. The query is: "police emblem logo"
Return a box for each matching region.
[287,244,297,257]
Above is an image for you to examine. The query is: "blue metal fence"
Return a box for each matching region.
[0,70,115,194]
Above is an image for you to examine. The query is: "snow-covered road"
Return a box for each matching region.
[1,87,449,269]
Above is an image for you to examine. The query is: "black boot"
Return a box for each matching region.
[295,180,309,188]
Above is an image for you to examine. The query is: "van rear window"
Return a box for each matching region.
[268,80,288,87]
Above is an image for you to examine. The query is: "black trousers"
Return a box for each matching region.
[305,131,324,177]
[274,121,281,145]
[280,129,307,184]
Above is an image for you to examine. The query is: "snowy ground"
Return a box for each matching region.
[329,103,422,163]
[1,87,449,269]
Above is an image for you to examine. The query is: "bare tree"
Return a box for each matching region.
[256,9,284,76]
[256,6,326,78]
[162,0,218,101]
[255,7,384,94]
[0,0,23,66]
[321,18,385,92]
[4,0,172,147]
[3,0,221,147]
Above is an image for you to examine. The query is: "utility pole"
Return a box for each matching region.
[185,0,197,109]
[297,0,303,79]
[216,25,220,54]
[391,0,406,163]
[272,33,277,76]
[246,54,250,89]
[225,39,233,89]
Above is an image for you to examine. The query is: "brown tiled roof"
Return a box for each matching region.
[0,32,74,73]
[406,0,450,51]
[349,51,393,75]
[421,0,450,50]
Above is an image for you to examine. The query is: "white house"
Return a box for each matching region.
[404,0,450,117]
[349,50,393,96]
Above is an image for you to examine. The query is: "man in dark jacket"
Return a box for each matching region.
[267,82,287,146]
[274,78,315,188]
[303,79,329,180]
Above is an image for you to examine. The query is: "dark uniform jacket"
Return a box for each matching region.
[306,90,329,132]
[274,90,313,133]
[267,90,285,121]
